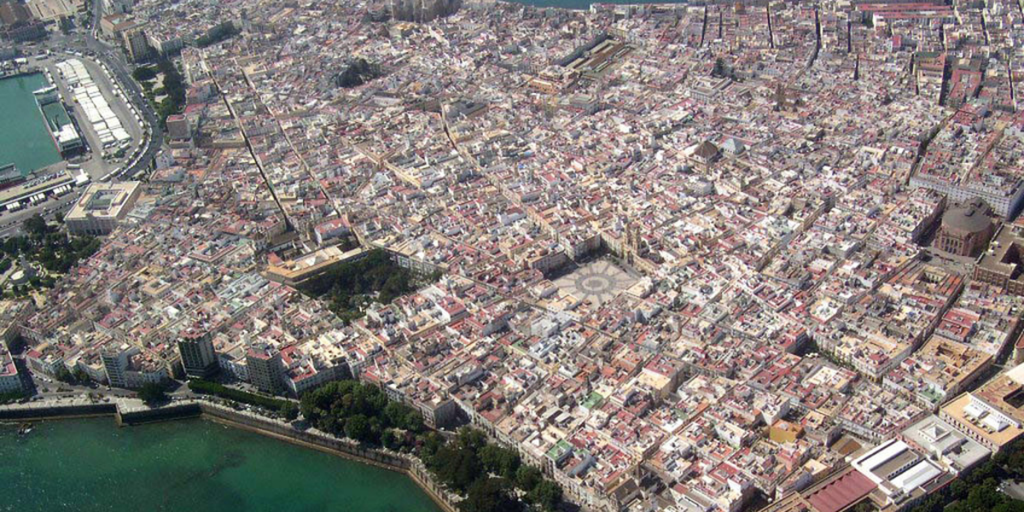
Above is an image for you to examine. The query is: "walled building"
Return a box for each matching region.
[935,198,994,256]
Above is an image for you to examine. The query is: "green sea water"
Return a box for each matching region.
[0,418,441,512]
[0,73,62,175]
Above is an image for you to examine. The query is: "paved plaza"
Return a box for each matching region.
[552,259,636,306]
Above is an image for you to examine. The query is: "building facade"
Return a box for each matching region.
[178,330,218,379]
[246,344,285,394]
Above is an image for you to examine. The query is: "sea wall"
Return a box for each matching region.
[197,403,411,470]
[0,398,459,512]
[196,402,459,512]
[117,402,202,425]
[0,402,115,421]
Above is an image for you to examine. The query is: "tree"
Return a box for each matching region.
[432,444,483,493]
[24,214,49,238]
[382,428,405,450]
[993,502,1024,512]
[418,431,445,460]
[527,480,562,512]
[458,427,489,452]
[138,383,167,405]
[132,66,157,82]
[384,401,409,428]
[297,249,428,323]
[345,414,371,442]
[402,410,425,433]
[461,477,522,512]
[55,366,75,384]
[280,401,299,421]
[333,58,382,89]
[72,368,91,385]
[851,502,876,512]
[965,479,1003,511]
[712,57,726,78]
[479,444,521,480]
[515,465,542,492]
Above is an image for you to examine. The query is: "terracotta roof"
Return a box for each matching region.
[806,469,876,512]
[694,141,720,159]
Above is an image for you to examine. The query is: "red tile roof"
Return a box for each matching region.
[807,469,877,512]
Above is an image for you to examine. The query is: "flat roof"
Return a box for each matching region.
[856,439,911,473]
[890,460,942,493]
[65,181,140,221]
[941,393,1024,448]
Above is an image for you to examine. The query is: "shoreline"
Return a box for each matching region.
[1,399,457,512]
[0,71,64,176]
[200,412,457,512]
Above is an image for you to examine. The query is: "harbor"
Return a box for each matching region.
[0,72,62,178]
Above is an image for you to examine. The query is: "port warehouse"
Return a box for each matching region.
[0,55,142,212]
[0,69,87,212]
[55,59,132,149]
[34,85,83,154]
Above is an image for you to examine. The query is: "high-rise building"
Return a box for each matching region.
[177,329,218,379]
[101,346,131,388]
[0,343,23,395]
[246,343,284,394]
[122,27,150,62]
[166,114,191,141]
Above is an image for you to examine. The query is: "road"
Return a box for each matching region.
[86,0,163,179]
[49,29,164,180]
[0,192,81,238]
[35,0,162,182]
[0,9,165,237]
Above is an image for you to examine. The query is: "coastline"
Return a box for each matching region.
[0,399,458,512]
[198,407,458,512]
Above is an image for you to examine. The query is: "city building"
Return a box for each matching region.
[940,363,1024,453]
[101,344,131,388]
[177,329,218,379]
[389,0,460,22]
[246,343,284,395]
[902,415,990,474]
[850,439,951,510]
[935,198,994,256]
[974,222,1024,295]
[122,26,150,62]
[165,114,190,141]
[0,343,23,395]
[64,181,141,236]
[102,0,132,15]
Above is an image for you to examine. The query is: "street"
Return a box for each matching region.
[0,191,80,238]
[0,5,165,237]
[43,28,164,180]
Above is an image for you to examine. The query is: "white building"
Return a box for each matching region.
[0,345,23,394]
[65,181,141,236]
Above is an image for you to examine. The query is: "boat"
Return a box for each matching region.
[17,423,33,436]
